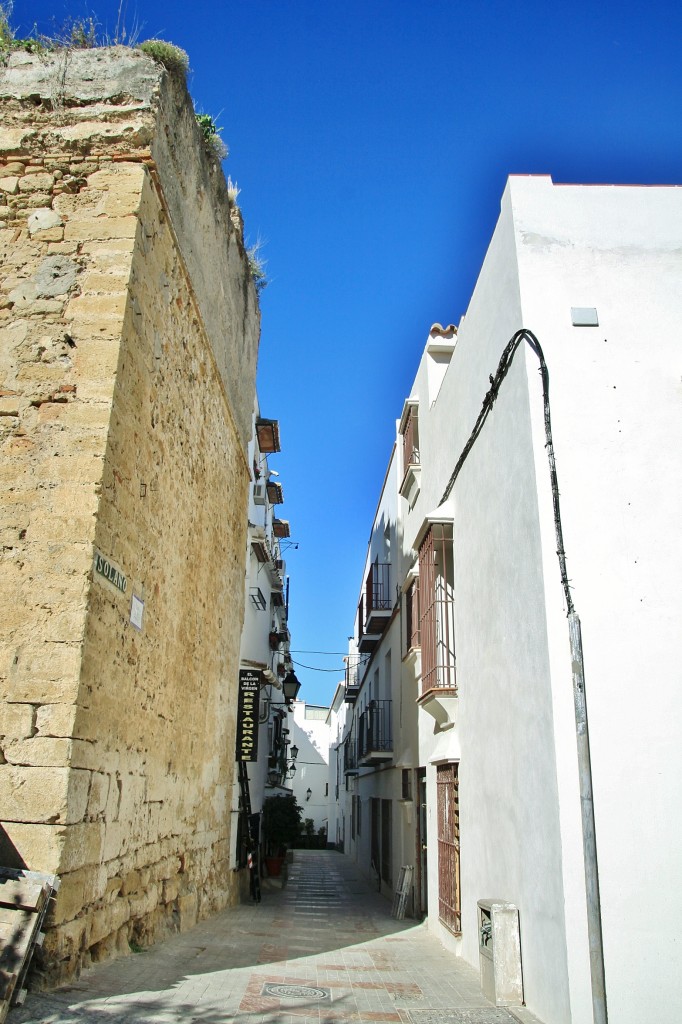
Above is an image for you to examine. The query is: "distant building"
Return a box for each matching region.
[337,176,682,1024]
[285,701,330,835]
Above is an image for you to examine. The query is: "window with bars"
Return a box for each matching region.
[405,577,420,650]
[437,762,461,934]
[418,522,456,695]
[401,405,420,471]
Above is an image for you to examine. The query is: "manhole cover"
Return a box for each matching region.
[262,983,331,1001]
[407,1011,518,1024]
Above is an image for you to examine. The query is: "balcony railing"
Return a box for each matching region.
[364,560,391,637]
[358,700,392,764]
[343,734,358,774]
[345,658,361,703]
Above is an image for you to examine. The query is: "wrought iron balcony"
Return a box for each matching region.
[344,658,362,703]
[343,734,358,775]
[358,699,392,766]
[364,560,392,635]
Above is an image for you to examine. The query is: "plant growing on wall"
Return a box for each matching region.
[138,39,189,77]
[247,238,268,294]
[0,2,49,55]
[195,112,228,160]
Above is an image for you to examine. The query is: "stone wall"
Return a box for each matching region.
[0,48,259,981]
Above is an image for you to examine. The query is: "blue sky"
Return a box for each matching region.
[13,0,682,705]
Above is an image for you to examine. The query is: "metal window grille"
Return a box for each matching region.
[437,762,461,934]
[406,578,420,650]
[402,406,420,469]
[418,523,456,695]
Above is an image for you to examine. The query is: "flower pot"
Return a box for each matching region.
[264,855,284,877]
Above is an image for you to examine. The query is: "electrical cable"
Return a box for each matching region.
[437,326,605,1023]
[438,328,572,612]
[289,649,368,658]
[291,658,347,673]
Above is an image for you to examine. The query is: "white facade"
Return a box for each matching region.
[231,403,295,875]
[337,177,682,1024]
[337,446,422,903]
[289,700,331,834]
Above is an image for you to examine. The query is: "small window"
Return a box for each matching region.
[402,768,413,801]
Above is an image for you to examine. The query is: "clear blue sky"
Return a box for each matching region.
[13,0,682,705]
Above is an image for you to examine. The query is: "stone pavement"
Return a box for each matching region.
[11,850,544,1024]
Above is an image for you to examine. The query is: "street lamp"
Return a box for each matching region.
[282,670,301,704]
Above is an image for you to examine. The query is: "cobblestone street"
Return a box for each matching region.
[11,851,543,1024]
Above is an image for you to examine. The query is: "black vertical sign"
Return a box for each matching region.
[236,669,261,762]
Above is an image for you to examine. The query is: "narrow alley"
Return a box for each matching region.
[10,851,541,1024]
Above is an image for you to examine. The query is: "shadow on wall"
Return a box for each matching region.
[0,824,27,870]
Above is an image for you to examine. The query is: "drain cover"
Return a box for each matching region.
[407,1011,518,1024]
[262,983,331,1001]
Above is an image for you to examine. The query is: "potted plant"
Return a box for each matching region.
[262,794,302,876]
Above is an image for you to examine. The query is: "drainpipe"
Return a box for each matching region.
[568,611,607,1024]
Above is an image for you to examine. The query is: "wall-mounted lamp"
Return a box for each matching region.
[306,788,312,802]
[281,671,301,704]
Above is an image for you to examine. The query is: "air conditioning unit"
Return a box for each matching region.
[253,483,266,505]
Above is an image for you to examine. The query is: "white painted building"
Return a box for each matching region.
[289,700,331,834]
[327,683,350,851]
[338,177,682,1024]
[232,405,297,880]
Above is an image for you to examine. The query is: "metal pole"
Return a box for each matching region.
[568,611,608,1024]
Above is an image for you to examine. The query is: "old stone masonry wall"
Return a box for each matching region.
[0,48,260,981]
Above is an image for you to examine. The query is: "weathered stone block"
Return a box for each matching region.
[162,875,179,903]
[0,129,34,153]
[50,863,107,926]
[0,177,18,194]
[177,891,198,933]
[41,914,86,961]
[80,272,130,294]
[35,703,77,737]
[28,209,63,236]
[86,771,110,817]
[60,820,105,872]
[4,736,72,767]
[64,216,138,242]
[64,292,128,321]
[18,173,54,193]
[0,765,71,823]
[0,702,34,738]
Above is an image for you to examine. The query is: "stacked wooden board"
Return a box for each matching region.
[391,864,414,920]
[0,868,60,1023]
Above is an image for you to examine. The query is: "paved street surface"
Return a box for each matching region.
[11,850,544,1024]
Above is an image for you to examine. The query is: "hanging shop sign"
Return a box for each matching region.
[236,669,261,763]
[93,550,127,593]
